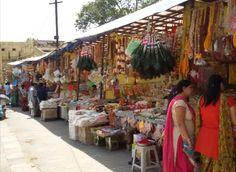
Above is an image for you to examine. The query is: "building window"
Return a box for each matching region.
[12,48,16,51]
[1,48,5,51]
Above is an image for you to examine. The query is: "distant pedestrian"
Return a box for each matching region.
[4,82,11,98]
[28,83,40,117]
[19,84,29,111]
[11,85,19,107]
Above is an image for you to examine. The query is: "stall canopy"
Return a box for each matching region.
[76,0,187,38]
[7,59,26,66]
[8,52,51,66]
[8,0,188,62]
[57,0,187,54]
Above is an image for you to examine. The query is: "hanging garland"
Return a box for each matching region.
[128,34,176,79]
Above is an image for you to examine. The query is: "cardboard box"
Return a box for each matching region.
[78,126,94,145]
[41,108,58,121]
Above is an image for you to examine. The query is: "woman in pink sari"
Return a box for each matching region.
[163,80,196,172]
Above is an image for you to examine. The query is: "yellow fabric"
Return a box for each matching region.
[179,36,192,77]
[204,4,215,52]
[195,95,236,172]
[233,32,236,48]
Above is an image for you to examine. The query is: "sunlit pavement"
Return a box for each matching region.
[0,108,131,172]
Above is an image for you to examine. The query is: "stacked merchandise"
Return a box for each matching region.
[115,108,165,141]
[39,98,60,109]
[68,109,109,144]
[39,98,61,121]
[69,109,108,127]
[68,110,79,140]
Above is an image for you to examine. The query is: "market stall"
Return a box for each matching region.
[179,0,236,97]
[5,1,236,171]
[63,0,188,156]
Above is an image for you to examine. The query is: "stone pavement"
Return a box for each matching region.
[0,108,133,172]
[0,119,40,172]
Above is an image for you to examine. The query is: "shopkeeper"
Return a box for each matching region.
[37,80,47,102]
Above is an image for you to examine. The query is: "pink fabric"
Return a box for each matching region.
[163,95,195,172]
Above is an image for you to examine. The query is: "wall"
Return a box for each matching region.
[0,39,64,83]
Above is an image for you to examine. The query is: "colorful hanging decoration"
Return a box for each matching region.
[179,37,192,77]
[125,39,141,57]
[130,34,175,79]
[204,4,216,52]
[88,70,102,86]
[77,52,97,72]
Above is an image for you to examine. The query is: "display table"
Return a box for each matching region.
[92,126,124,150]
[77,121,109,145]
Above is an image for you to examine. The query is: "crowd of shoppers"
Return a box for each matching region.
[0,80,48,114]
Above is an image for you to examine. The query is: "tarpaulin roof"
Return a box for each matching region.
[23,52,51,62]
[9,0,188,63]
[7,59,26,66]
[57,0,187,54]
[76,0,187,39]
[8,52,51,66]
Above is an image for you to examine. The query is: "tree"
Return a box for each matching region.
[75,0,135,31]
[75,0,160,31]
[139,0,160,8]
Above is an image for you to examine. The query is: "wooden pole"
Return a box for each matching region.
[77,69,81,100]
[100,38,105,99]
[49,0,63,48]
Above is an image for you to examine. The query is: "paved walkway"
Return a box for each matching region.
[0,108,131,172]
[0,117,40,172]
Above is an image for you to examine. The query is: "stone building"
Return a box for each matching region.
[0,39,63,83]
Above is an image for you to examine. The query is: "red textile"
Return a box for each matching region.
[163,96,195,172]
[195,96,235,160]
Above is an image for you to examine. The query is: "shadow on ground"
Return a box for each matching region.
[8,107,131,172]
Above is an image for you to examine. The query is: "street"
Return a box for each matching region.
[0,108,130,172]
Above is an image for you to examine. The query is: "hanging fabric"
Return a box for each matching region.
[204,4,216,52]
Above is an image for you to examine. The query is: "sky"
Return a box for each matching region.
[0,0,90,42]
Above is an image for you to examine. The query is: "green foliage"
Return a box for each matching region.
[75,0,160,31]
[139,0,160,8]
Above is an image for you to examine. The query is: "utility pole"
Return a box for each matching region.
[135,0,139,10]
[49,0,62,48]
